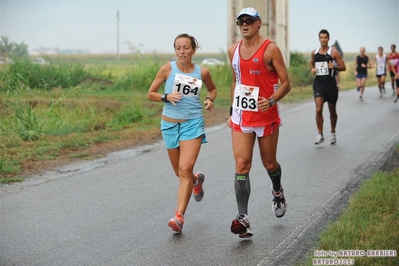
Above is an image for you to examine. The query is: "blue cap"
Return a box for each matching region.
[236,7,261,20]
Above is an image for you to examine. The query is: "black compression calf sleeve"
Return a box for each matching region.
[234,173,250,215]
[268,164,282,192]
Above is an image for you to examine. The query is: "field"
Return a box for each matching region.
[0,52,379,182]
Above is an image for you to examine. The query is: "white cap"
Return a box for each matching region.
[236,7,261,20]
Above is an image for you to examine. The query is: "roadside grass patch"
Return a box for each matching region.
[68,153,89,159]
[107,105,144,130]
[0,176,24,184]
[0,158,22,176]
[91,135,112,143]
[299,153,399,266]
[35,143,61,160]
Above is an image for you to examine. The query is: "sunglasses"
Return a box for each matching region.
[236,17,259,26]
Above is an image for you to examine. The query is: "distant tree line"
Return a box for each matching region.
[0,36,29,59]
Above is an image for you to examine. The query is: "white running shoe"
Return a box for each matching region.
[330,133,337,144]
[315,134,324,145]
[272,186,287,218]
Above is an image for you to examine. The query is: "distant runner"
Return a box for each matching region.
[354,47,372,101]
[371,46,387,97]
[391,57,399,103]
[388,44,399,96]
[310,29,346,145]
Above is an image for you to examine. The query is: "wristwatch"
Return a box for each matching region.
[268,97,275,106]
[161,94,168,103]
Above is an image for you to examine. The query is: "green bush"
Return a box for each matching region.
[14,104,42,141]
[289,52,313,87]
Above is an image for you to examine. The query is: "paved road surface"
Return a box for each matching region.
[1,86,398,266]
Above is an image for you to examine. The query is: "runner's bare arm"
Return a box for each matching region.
[264,43,291,103]
[228,44,238,106]
[148,63,170,101]
[201,67,217,110]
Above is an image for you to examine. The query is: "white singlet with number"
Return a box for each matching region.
[233,84,259,112]
[315,61,329,76]
[377,63,385,71]
[172,73,202,97]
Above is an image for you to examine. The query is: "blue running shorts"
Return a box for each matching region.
[161,117,207,149]
[356,74,367,79]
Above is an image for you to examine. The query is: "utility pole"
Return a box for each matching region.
[116,10,120,61]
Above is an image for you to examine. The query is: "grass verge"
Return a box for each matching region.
[298,145,399,266]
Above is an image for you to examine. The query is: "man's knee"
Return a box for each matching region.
[315,102,324,115]
[263,159,278,172]
[235,157,252,172]
[329,107,337,117]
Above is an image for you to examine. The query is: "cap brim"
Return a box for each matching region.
[236,14,261,20]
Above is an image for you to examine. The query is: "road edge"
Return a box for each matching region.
[259,129,399,266]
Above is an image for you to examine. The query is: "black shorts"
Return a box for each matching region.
[396,79,399,88]
[390,71,395,77]
[313,86,339,104]
[376,74,385,78]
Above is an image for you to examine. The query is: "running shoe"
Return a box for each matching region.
[231,214,253,238]
[330,132,337,144]
[357,87,360,92]
[168,210,184,233]
[272,187,287,218]
[193,172,205,202]
[359,96,363,101]
[394,96,398,103]
[314,134,324,145]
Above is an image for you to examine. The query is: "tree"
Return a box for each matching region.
[0,36,29,59]
[290,51,309,67]
[288,52,313,86]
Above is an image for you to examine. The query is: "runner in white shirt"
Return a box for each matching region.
[371,46,388,97]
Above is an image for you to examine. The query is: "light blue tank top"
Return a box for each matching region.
[162,61,203,119]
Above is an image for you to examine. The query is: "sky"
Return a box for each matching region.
[1,0,399,55]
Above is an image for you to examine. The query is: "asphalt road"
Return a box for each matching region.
[1,85,399,266]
